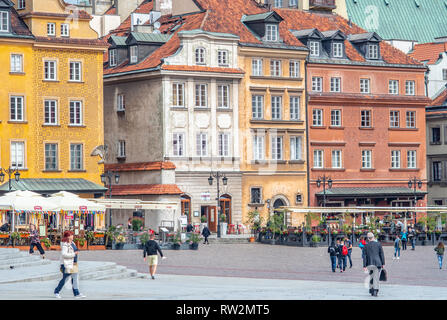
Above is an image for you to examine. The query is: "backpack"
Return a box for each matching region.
[329,246,336,255]
[342,245,348,256]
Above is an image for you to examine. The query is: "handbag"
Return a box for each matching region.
[379,268,387,282]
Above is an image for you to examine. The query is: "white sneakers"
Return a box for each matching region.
[75,293,87,299]
[54,293,61,299]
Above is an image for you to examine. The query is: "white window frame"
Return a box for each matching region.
[117,94,125,111]
[252,95,264,119]
[173,133,185,157]
[130,46,138,64]
[69,61,82,82]
[312,76,322,92]
[61,23,70,37]
[44,99,58,125]
[405,80,415,96]
[313,150,323,168]
[195,47,205,65]
[11,141,25,169]
[270,60,281,77]
[407,150,416,169]
[332,42,343,58]
[290,136,302,160]
[312,109,323,126]
[289,60,300,78]
[406,111,416,128]
[196,132,208,157]
[217,50,228,66]
[271,96,282,120]
[17,0,26,9]
[368,44,379,59]
[290,96,300,120]
[361,110,371,128]
[391,150,401,168]
[47,23,55,36]
[10,96,24,121]
[195,84,208,107]
[271,135,283,160]
[265,24,278,42]
[70,144,83,171]
[172,83,185,107]
[252,58,263,76]
[69,100,83,126]
[309,41,320,57]
[332,150,342,168]
[0,11,9,32]
[274,0,282,7]
[361,150,372,169]
[217,84,230,108]
[109,49,117,67]
[118,140,126,158]
[218,133,230,157]
[44,60,57,81]
[253,135,265,160]
[44,143,58,171]
[330,77,341,92]
[331,109,341,127]
[390,110,400,128]
[360,78,370,93]
[389,80,399,95]
[10,54,23,73]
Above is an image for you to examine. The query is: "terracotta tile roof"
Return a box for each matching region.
[276,9,422,66]
[7,6,33,38]
[108,0,154,36]
[20,10,92,20]
[161,64,245,74]
[409,42,447,65]
[430,87,447,106]
[104,161,176,172]
[35,36,108,47]
[107,184,182,196]
[104,5,117,15]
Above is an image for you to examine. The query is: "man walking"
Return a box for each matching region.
[363,232,385,297]
[328,240,338,272]
[336,239,347,273]
[344,236,353,268]
[202,225,211,244]
[408,227,416,250]
[143,233,166,280]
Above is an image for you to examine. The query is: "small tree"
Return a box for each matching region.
[246,210,263,235]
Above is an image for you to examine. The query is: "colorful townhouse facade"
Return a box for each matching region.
[0,0,107,204]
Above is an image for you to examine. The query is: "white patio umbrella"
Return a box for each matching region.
[50,191,106,212]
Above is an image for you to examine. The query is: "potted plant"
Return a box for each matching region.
[172,232,182,250]
[10,232,20,247]
[0,232,9,238]
[132,219,143,232]
[104,226,116,249]
[85,231,95,248]
[246,210,262,242]
[189,233,200,250]
[220,214,228,235]
[311,235,321,247]
[41,237,51,250]
[115,234,125,250]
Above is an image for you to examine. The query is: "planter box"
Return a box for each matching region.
[87,245,106,250]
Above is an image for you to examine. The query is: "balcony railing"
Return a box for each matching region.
[309,0,336,10]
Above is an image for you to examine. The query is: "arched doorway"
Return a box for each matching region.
[181,195,191,223]
[273,198,286,209]
[219,194,232,224]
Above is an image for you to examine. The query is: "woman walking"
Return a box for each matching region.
[401,230,408,251]
[434,242,445,270]
[393,234,402,260]
[29,224,45,259]
[327,240,337,272]
[54,231,86,299]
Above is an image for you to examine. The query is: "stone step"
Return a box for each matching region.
[90,269,138,281]
[80,265,128,280]
[0,255,43,266]
[0,259,52,271]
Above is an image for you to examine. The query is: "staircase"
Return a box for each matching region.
[207,234,254,244]
[0,248,148,284]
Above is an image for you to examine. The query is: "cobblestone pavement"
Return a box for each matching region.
[44,243,447,288]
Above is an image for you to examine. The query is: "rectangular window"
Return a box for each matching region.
[289,60,300,78]
[312,109,323,126]
[252,59,263,76]
[10,96,24,121]
[330,77,341,92]
[69,61,81,82]
[312,76,322,92]
[361,110,371,127]
[266,24,278,41]
[253,135,265,160]
[61,23,69,37]
[44,60,57,80]
[290,96,300,120]
[361,150,372,168]
[130,46,138,63]
[433,161,442,181]
[69,101,82,125]
[274,0,282,7]
[252,95,264,119]
[44,100,57,125]
[309,41,319,56]
[10,141,24,169]
[172,83,184,107]
[270,60,281,77]
[313,150,323,168]
[368,44,379,59]
[289,0,297,6]
[218,133,230,157]
[405,80,415,95]
[290,136,302,160]
[271,96,282,120]
[45,143,58,171]
[407,150,416,169]
[431,127,441,144]
[195,84,208,107]
[18,0,26,9]
[406,111,416,128]
[10,54,23,73]
[443,69,447,81]
[109,49,117,67]
[0,11,8,32]
[70,144,83,171]
[217,50,228,66]
[47,23,55,36]
[118,140,126,158]
[389,80,399,95]
[389,110,400,128]
[331,109,341,127]
[271,136,283,160]
[332,150,342,168]
[391,150,401,168]
[196,133,208,156]
[117,94,125,111]
[173,133,184,156]
[217,85,229,108]
[195,48,205,64]
[332,42,343,57]
[360,78,370,93]
[250,187,262,204]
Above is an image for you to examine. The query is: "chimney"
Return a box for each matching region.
[309,0,336,12]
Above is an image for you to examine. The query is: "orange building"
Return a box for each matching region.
[278,9,430,224]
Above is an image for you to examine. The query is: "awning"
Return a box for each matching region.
[316,187,427,198]
[88,199,177,210]
[0,178,107,194]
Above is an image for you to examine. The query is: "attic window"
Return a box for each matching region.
[195,47,206,64]
[332,42,343,57]
[367,43,379,59]
[0,11,8,32]
[265,24,278,42]
[309,41,320,56]
[17,0,25,10]
[130,45,138,64]
[109,49,117,67]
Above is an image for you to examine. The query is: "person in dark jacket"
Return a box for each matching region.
[434,242,445,269]
[143,233,166,279]
[202,226,211,244]
[363,232,385,297]
[336,239,346,272]
[408,227,416,250]
[328,240,337,272]
[186,223,194,233]
[29,224,45,259]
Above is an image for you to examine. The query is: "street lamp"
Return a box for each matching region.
[408,177,423,228]
[0,167,21,191]
[316,175,332,244]
[208,171,228,238]
[101,171,120,227]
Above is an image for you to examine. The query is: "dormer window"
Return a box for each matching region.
[195,47,205,64]
[309,41,320,56]
[17,0,25,9]
[217,50,228,66]
[109,49,117,67]
[0,11,9,32]
[265,24,278,42]
[332,42,343,58]
[367,43,379,59]
[130,45,138,64]
[61,24,69,37]
[274,0,282,7]
[349,32,382,60]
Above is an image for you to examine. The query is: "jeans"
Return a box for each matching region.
[402,240,407,250]
[438,255,443,269]
[411,238,415,250]
[347,250,353,267]
[203,236,209,244]
[338,256,346,271]
[330,256,337,272]
[29,242,45,255]
[54,265,80,296]
[394,247,400,257]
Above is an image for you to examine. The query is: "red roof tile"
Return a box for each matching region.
[104,161,176,172]
[8,6,33,37]
[161,65,245,74]
[409,42,447,65]
[107,184,182,196]
[430,87,447,106]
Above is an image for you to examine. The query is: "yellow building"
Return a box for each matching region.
[0,0,107,228]
[238,12,309,227]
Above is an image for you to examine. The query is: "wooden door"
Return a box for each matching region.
[208,206,217,232]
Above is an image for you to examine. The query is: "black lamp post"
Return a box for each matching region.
[408,177,423,227]
[101,171,120,227]
[0,167,21,192]
[316,176,332,243]
[208,171,228,238]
